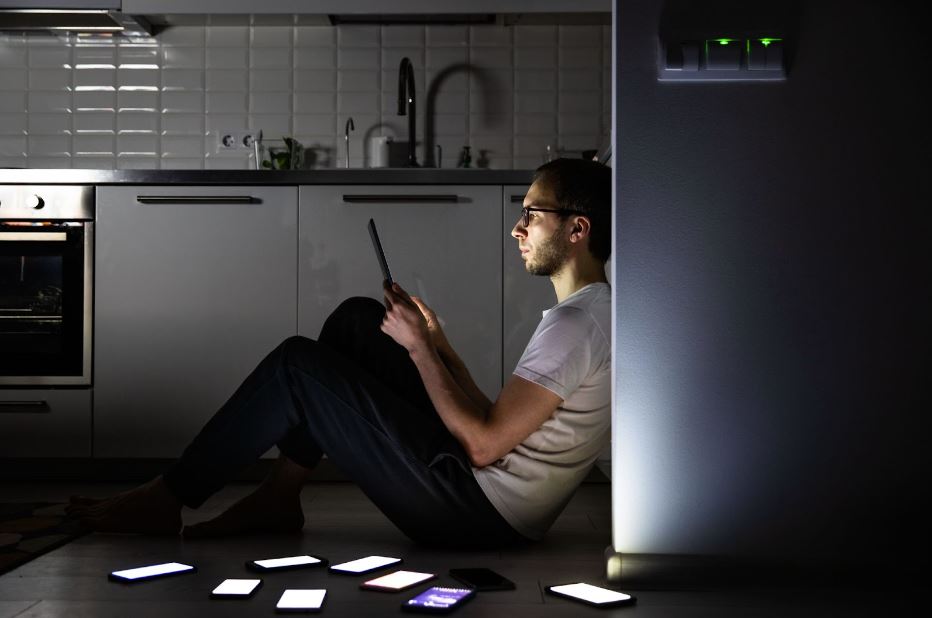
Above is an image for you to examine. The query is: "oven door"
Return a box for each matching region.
[0,222,92,385]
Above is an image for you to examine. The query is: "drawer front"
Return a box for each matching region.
[0,389,91,457]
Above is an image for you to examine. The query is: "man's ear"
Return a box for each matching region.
[570,216,591,242]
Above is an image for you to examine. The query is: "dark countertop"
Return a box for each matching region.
[0,168,534,186]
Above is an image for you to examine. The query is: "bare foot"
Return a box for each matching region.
[68,477,183,535]
[183,487,304,538]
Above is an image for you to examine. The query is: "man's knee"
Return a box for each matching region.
[334,296,384,318]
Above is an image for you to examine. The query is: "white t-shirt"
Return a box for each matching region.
[473,282,611,540]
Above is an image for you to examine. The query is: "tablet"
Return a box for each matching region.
[368,218,393,286]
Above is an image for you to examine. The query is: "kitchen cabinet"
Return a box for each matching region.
[298,185,503,400]
[0,390,91,458]
[502,185,557,384]
[94,186,297,458]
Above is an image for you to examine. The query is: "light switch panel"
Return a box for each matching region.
[705,39,741,70]
[658,37,786,82]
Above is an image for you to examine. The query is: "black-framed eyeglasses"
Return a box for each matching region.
[520,206,578,227]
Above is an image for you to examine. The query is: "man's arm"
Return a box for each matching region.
[381,283,561,468]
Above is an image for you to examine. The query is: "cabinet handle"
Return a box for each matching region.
[0,401,51,413]
[342,194,459,203]
[136,196,259,204]
[510,195,525,203]
[0,232,67,241]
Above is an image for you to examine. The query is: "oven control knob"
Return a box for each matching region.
[27,195,45,209]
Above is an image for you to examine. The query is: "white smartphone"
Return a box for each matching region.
[546,582,636,608]
[210,578,262,599]
[246,554,326,572]
[360,570,436,592]
[276,589,327,613]
[108,562,196,583]
[329,555,402,575]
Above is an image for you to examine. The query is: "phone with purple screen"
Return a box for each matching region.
[401,586,475,614]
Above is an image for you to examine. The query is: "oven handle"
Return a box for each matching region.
[342,194,459,203]
[0,232,67,241]
[136,195,259,204]
[0,401,51,413]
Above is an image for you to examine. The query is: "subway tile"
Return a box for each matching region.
[160,135,204,158]
[28,135,71,156]
[560,134,603,151]
[157,26,205,47]
[515,26,556,47]
[467,136,513,158]
[515,47,557,69]
[163,47,205,69]
[162,69,204,91]
[337,91,380,114]
[68,156,113,168]
[0,136,27,156]
[293,69,336,92]
[337,26,380,48]
[27,156,72,169]
[205,113,248,135]
[117,134,158,156]
[206,48,247,69]
[294,91,337,114]
[0,48,28,68]
[295,27,335,47]
[380,68,424,94]
[0,113,26,135]
[0,93,26,113]
[117,47,159,64]
[559,92,602,115]
[117,111,159,135]
[159,157,205,169]
[433,113,467,136]
[381,47,423,71]
[426,47,468,70]
[207,26,249,47]
[206,91,246,114]
[73,134,114,156]
[250,69,292,92]
[338,47,380,70]
[294,114,336,136]
[27,48,68,68]
[250,92,292,115]
[0,154,26,167]
[516,91,557,114]
[381,26,424,48]
[117,156,158,169]
[161,113,204,136]
[470,113,513,136]
[426,26,468,47]
[118,91,159,112]
[73,46,115,65]
[74,68,115,90]
[470,88,512,114]
[470,68,513,92]
[27,113,71,136]
[73,91,115,112]
[251,26,294,47]
[206,69,248,91]
[427,68,467,92]
[559,47,602,69]
[117,68,160,91]
[469,47,512,69]
[514,135,552,157]
[0,69,27,90]
[0,33,27,47]
[431,90,468,114]
[339,69,380,92]
[513,156,541,170]
[515,113,557,136]
[559,68,601,91]
[294,47,336,70]
[250,48,292,69]
[558,113,602,135]
[27,92,71,113]
[28,69,71,91]
[162,91,204,114]
[559,26,603,47]
[469,26,511,47]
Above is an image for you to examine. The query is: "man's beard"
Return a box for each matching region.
[526,222,571,277]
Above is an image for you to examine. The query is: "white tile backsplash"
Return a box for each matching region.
[7,23,609,169]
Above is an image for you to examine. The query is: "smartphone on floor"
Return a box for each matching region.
[545,582,636,608]
[329,555,402,575]
[449,567,515,591]
[276,589,327,613]
[246,554,326,572]
[108,562,196,583]
[210,578,262,599]
[402,586,475,614]
[360,570,436,592]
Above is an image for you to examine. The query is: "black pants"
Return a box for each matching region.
[163,297,527,548]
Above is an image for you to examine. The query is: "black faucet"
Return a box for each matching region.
[397,57,419,167]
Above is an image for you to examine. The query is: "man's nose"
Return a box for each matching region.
[511,219,525,239]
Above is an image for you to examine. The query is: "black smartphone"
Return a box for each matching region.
[275,589,326,613]
[545,582,637,608]
[368,218,393,286]
[360,570,436,592]
[329,555,402,575]
[108,561,196,583]
[449,567,515,591]
[402,586,475,614]
[210,578,262,599]
[245,554,326,572]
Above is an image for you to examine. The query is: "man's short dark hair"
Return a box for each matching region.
[532,158,612,264]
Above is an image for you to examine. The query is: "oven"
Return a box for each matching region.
[0,185,93,386]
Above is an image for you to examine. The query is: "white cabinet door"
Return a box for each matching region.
[95,186,297,457]
[0,390,91,458]
[299,185,502,400]
[502,184,557,384]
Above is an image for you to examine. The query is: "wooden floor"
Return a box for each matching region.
[0,481,915,617]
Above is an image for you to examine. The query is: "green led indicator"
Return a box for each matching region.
[717,38,731,45]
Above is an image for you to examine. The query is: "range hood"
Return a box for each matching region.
[0,1,153,37]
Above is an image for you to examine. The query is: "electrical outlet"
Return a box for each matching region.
[216,130,258,151]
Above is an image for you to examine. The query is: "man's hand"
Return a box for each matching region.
[381,281,432,355]
[410,295,451,353]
